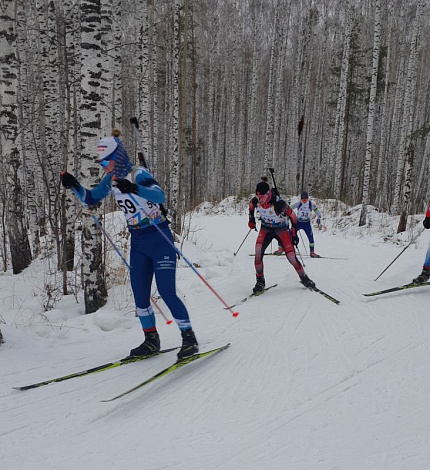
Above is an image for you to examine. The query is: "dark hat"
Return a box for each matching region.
[301,191,309,199]
[256,181,270,195]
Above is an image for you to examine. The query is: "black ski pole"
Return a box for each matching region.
[130,117,150,171]
[295,244,305,268]
[374,227,426,281]
[234,228,255,256]
[299,231,309,256]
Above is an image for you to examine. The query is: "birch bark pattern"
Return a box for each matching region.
[79,0,107,313]
[0,0,32,274]
[359,0,381,227]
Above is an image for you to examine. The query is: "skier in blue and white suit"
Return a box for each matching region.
[61,129,198,360]
[290,191,323,258]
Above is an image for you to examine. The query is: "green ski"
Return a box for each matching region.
[102,343,231,402]
[14,347,179,391]
[363,282,430,297]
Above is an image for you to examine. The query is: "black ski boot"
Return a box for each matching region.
[129,331,160,357]
[177,329,199,360]
[253,276,266,294]
[412,269,430,284]
[300,274,316,289]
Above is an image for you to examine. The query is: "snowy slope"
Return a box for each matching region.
[1,200,430,470]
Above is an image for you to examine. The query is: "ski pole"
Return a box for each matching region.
[125,191,239,318]
[62,175,172,324]
[374,227,426,281]
[234,228,254,256]
[295,244,306,268]
[299,231,308,256]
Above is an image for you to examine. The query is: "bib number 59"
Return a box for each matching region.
[118,199,136,214]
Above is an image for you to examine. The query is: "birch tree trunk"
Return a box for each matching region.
[0,0,32,274]
[138,0,150,160]
[62,0,80,272]
[359,0,381,226]
[80,0,107,313]
[333,8,353,200]
[264,5,279,171]
[375,0,393,210]
[246,6,262,191]
[392,1,424,215]
[169,0,181,231]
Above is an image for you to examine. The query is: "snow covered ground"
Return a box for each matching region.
[1,198,430,470]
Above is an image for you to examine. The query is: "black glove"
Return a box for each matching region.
[291,226,299,246]
[274,200,287,216]
[61,172,79,189]
[272,187,280,197]
[115,179,138,194]
[424,217,430,229]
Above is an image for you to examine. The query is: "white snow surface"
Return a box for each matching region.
[1,198,430,470]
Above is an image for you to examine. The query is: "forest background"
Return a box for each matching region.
[0,0,429,318]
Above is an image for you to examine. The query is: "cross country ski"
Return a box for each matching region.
[363,282,430,297]
[223,284,278,310]
[303,284,340,304]
[13,347,179,391]
[102,343,231,402]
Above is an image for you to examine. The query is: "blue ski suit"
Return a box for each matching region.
[73,167,192,333]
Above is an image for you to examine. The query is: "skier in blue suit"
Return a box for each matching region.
[61,129,198,360]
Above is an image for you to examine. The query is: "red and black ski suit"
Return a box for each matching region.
[249,192,305,279]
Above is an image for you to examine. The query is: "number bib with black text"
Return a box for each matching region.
[113,186,164,229]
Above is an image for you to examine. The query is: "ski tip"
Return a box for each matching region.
[232,311,239,317]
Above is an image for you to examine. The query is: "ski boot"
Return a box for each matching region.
[253,276,266,294]
[177,329,199,360]
[274,247,285,256]
[300,274,316,289]
[129,331,160,357]
[412,269,430,285]
[310,252,321,258]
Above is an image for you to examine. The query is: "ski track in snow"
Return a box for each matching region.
[2,208,430,469]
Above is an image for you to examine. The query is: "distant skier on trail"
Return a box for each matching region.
[61,128,198,360]
[275,191,324,257]
[248,176,315,293]
[412,201,430,284]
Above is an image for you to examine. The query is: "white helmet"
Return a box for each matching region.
[97,136,117,160]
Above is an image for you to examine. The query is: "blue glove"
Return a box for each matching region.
[316,217,321,226]
[424,217,430,229]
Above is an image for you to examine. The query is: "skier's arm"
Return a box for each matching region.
[133,173,165,204]
[114,171,165,204]
[274,200,297,224]
[311,201,322,225]
[61,172,113,206]
[248,197,258,229]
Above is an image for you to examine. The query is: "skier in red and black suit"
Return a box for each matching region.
[248,177,315,293]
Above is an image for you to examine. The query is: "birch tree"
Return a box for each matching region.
[170,0,181,231]
[79,0,107,313]
[0,0,32,274]
[392,1,424,216]
[332,7,354,200]
[263,4,279,171]
[359,0,381,226]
